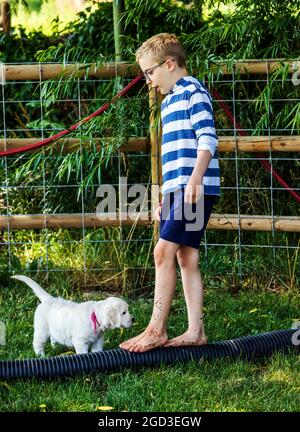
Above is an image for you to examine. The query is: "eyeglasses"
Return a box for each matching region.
[143,58,174,81]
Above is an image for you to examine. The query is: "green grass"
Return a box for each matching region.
[0,278,299,412]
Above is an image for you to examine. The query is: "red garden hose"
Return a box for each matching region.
[210,86,300,204]
[0,72,144,157]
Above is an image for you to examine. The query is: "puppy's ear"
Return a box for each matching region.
[102,305,121,329]
[108,306,121,329]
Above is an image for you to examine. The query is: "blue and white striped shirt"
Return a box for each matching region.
[161,76,220,196]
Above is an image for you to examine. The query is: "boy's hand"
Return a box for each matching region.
[184,182,204,204]
[154,204,162,221]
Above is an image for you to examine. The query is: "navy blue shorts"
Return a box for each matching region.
[159,188,217,249]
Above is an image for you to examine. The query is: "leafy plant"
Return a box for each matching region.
[0,0,299,287]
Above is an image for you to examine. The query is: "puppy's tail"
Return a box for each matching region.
[11,275,53,302]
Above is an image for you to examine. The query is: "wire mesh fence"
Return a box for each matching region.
[0,61,299,291]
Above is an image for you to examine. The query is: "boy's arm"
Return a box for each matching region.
[185,150,211,204]
[185,88,218,204]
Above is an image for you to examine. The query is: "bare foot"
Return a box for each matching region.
[119,331,146,350]
[124,328,168,353]
[164,330,208,348]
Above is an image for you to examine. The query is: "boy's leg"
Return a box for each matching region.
[165,245,207,347]
[120,238,180,352]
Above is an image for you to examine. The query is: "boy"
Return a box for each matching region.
[120,33,220,352]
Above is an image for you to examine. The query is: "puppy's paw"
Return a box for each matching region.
[91,347,104,353]
[34,347,46,357]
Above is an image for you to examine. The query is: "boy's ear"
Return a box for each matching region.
[166,58,176,71]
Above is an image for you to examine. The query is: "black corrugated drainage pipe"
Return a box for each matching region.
[0,329,298,380]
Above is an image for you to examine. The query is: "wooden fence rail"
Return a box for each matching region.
[0,213,299,232]
[1,136,299,153]
[2,60,299,81]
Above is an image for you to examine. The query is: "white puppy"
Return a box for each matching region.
[12,275,132,356]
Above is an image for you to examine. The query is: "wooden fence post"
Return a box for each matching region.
[149,87,163,244]
[0,0,10,34]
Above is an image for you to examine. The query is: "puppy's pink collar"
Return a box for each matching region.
[91,311,101,335]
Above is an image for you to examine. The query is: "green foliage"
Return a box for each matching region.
[0,27,54,62]
[1,0,299,62]
[0,0,299,283]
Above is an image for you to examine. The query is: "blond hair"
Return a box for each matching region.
[135,33,186,67]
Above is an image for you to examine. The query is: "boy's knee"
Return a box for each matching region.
[154,243,174,266]
[176,249,199,269]
[154,244,165,266]
[176,250,189,269]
